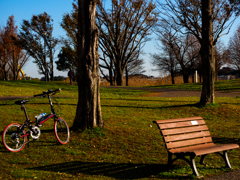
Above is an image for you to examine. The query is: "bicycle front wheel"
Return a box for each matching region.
[54,118,70,144]
[2,123,27,152]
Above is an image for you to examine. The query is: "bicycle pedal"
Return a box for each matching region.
[38,124,43,127]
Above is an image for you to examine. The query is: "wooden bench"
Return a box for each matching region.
[153,117,239,177]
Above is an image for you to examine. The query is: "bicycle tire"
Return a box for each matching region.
[2,123,27,152]
[54,118,70,144]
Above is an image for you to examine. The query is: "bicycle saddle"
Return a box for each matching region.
[15,99,29,105]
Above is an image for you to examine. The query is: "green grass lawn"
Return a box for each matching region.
[0,80,240,179]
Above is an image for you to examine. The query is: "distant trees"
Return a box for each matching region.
[97,0,157,86]
[0,15,29,81]
[228,25,240,75]
[17,12,58,81]
[153,20,200,84]
[156,0,239,105]
[215,41,228,80]
[56,45,77,72]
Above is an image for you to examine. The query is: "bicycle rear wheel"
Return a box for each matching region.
[2,123,27,152]
[54,118,70,144]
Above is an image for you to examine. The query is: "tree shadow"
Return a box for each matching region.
[102,103,199,110]
[28,161,190,179]
[212,137,240,146]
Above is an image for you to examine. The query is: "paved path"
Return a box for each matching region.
[0,96,34,100]
[205,169,240,180]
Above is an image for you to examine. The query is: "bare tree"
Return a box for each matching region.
[127,58,146,77]
[0,26,9,80]
[18,12,58,81]
[151,46,178,84]
[72,0,103,130]
[99,53,116,86]
[97,0,157,86]
[228,25,240,74]
[154,20,200,83]
[215,40,228,80]
[125,58,146,86]
[157,0,239,105]
[0,16,29,81]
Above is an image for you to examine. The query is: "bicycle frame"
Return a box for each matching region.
[19,89,60,137]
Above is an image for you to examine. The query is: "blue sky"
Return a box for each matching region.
[1,0,240,78]
[0,0,73,78]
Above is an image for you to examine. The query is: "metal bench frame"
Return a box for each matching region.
[153,117,239,177]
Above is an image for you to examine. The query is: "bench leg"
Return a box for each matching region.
[217,151,232,169]
[224,151,232,168]
[169,153,201,177]
[190,155,200,177]
[167,152,173,170]
[200,155,207,165]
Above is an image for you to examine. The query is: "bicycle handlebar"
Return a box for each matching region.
[34,88,61,97]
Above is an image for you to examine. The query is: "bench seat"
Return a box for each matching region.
[153,116,239,177]
[169,143,239,156]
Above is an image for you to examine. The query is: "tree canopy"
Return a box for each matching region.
[0,15,29,80]
[18,12,58,81]
[97,0,157,86]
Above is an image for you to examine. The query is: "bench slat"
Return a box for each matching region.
[169,143,216,153]
[164,131,211,142]
[154,117,203,124]
[159,120,206,129]
[162,125,209,135]
[166,137,212,149]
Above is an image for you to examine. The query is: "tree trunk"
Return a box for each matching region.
[125,67,128,86]
[170,69,175,84]
[12,50,17,81]
[116,72,123,86]
[183,72,189,83]
[50,49,54,81]
[72,0,103,130]
[109,60,114,86]
[116,64,124,86]
[200,0,215,105]
[192,71,194,83]
[3,65,7,81]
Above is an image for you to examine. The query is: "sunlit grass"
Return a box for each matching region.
[0,80,240,179]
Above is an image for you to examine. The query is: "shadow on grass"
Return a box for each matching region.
[102,103,199,110]
[28,161,191,179]
[212,137,240,146]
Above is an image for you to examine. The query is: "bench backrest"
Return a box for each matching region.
[154,117,213,150]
